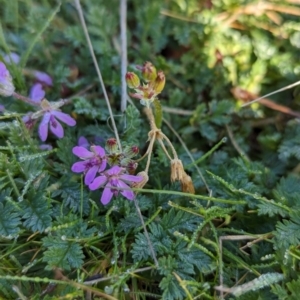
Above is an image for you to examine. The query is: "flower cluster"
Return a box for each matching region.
[125,61,166,107]
[71,138,143,205]
[0,58,76,141]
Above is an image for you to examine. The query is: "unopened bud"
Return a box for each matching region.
[125,72,140,89]
[140,62,157,82]
[181,172,195,194]
[170,159,184,182]
[105,138,119,153]
[0,62,15,96]
[123,145,139,158]
[153,71,165,94]
[131,171,149,189]
[22,113,36,130]
[126,160,138,175]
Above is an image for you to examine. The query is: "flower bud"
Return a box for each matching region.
[141,62,157,82]
[125,72,140,89]
[153,71,165,94]
[123,145,139,158]
[126,160,138,175]
[170,159,184,182]
[181,171,195,194]
[105,138,119,153]
[0,62,15,97]
[131,171,149,189]
[22,113,37,130]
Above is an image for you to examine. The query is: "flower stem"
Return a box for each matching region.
[145,134,156,173]
[12,92,40,106]
[157,138,173,161]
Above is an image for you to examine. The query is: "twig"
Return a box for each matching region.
[120,0,127,112]
[240,80,300,107]
[74,0,122,151]
[63,83,95,104]
[12,92,40,106]
[225,124,250,161]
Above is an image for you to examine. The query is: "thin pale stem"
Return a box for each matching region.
[143,107,157,131]
[145,134,156,173]
[12,92,40,106]
[74,0,122,151]
[161,132,178,159]
[226,124,250,160]
[241,79,300,107]
[120,0,127,112]
[157,138,173,161]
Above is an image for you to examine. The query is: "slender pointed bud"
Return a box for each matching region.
[22,113,37,130]
[181,172,195,194]
[131,171,149,189]
[126,160,138,175]
[170,159,185,182]
[125,72,140,89]
[141,62,157,82]
[0,62,15,96]
[105,138,119,153]
[153,71,165,94]
[123,145,139,158]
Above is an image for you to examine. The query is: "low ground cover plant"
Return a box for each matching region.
[1,0,300,299]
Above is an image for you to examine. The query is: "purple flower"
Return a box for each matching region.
[71,145,107,185]
[78,136,90,148]
[39,108,76,141]
[89,166,143,205]
[4,53,20,65]
[0,61,15,96]
[33,71,53,86]
[29,83,45,102]
[4,53,52,86]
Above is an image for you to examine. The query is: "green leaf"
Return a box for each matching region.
[160,208,202,233]
[42,236,85,271]
[275,211,300,249]
[20,191,52,233]
[0,201,21,237]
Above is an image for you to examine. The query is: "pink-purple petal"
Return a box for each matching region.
[29,83,45,102]
[84,165,98,185]
[101,186,114,205]
[33,71,53,86]
[71,161,87,173]
[118,180,134,200]
[89,175,107,190]
[93,145,105,157]
[98,160,107,173]
[106,165,122,176]
[49,117,64,138]
[78,136,89,148]
[120,174,143,183]
[72,146,93,158]
[4,53,20,65]
[38,113,51,141]
[52,111,76,126]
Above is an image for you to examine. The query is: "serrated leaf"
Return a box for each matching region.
[0,202,21,237]
[20,192,52,232]
[42,236,85,271]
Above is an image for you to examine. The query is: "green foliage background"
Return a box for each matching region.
[1,0,300,299]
